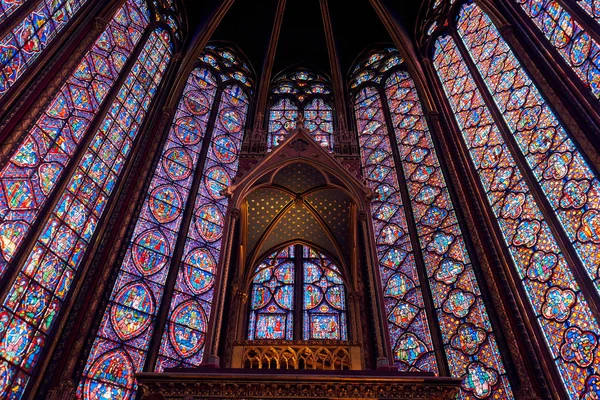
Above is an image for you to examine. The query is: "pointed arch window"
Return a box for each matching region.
[248,244,347,341]
[431,2,600,397]
[267,69,334,150]
[0,0,94,99]
[78,44,252,397]
[352,47,512,398]
[0,1,179,396]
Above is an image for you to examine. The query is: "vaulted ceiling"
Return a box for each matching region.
[181,0,426,80]
[245,162,354,268]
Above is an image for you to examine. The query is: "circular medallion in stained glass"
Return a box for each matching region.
[149,185,183,224]
[111,282,155,341]
[204,166,231,199]
[132,229,169,275]
[169,300,206,358]
[162,147,192,181]
[212,136,237,163]
[219,108,243,133]
[174,117,202,145]
[183,248,215,295]
[184,91,211,116]
[195,204,224,242]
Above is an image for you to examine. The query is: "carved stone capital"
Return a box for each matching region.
[289,138,310,152]
[358,210,368,222]
[93,17,109,32]
[498,23,514,37]
[230,208,241,220]
[235,290,248,303]
[46,380,76,400]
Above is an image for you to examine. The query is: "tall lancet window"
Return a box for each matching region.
[267,69,334,150]
[0,0,93,99]
[431,1,600,397]
[352,47,512,398]
[78,44,252,398]
[247,244,347,341]
[0,0,178,397]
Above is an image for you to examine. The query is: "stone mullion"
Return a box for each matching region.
[377,85,451,376]
[293,244,304,340]
[495,0,600,149]
[53,107,176,394]
[204,207,241,366]
[452,29,600,321]
[411,30,534,390]
[358,211,393,368]
[426,104,542,398]
[429,29,572,398]
[143,86,224,371]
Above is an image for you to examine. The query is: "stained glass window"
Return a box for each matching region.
[267,98,297,149]
[77,65,212,400]
[515,0,600,99]
[0,0,93,98]
[351,47,514,395]
[302,247,346,340]
[156,83,249,370]
[385,70,511,397]
[458,1,600,297]
[0,0,149,280]
[78,45,252,394]
[267,68,334,150]
[0,23,172,398]
[303,98,333,151]
[354,85,437,373]
[433,31,600,399]
[248,244,347,341]
[248,246,295,341]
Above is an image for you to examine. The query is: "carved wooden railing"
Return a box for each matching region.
[231,340,362,370]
